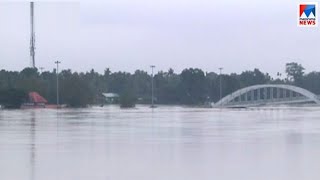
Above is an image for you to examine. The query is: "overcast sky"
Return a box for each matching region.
[0,0,319,76]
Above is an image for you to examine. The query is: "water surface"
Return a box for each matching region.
[1,105,320,180]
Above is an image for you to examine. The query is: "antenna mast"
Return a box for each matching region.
[30,2,36,68]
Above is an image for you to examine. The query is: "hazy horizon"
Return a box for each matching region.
[0,0,319,76]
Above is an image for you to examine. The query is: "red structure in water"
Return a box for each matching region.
[21,92,48,109]
[28,92,48,104]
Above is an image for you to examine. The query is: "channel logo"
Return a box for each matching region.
[298,2,318,27]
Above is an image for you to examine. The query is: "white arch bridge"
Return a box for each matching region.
[214,84,320,108]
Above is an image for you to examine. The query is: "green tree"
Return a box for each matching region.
[302,72,320,94]
[180,68,207,104]
[0,88,27,108]
[132,70,150,103]
[154,69,180,104]
[108,72,131,94]
[119,89,136,108]
[238,68,270,88]
[285,62,305,85]
[60,70,93,107]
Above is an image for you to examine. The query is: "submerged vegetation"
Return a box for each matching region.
[0,62,319,108]
[119,89,136,108]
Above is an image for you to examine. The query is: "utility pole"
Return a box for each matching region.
[55,61,61,107]
[219,67,223,101]
[30,2,36,68]
[150,65,155,108]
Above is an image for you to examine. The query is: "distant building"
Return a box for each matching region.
[102,93,120,104]
[21,92,48,108]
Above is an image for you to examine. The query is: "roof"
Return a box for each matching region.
[29,92,48,104]
[102,93,119,98]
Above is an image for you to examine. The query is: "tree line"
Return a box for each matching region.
[0,62,319,108]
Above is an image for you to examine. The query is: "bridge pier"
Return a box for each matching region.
[245,91,248,102]
[277,88,280,99]
[284,89,287,99]
[251,90,254,101]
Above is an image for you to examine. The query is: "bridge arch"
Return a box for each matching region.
[215,84,320,107]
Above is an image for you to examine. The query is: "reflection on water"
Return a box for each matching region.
[1,105,320,180]
[30,111,36,180]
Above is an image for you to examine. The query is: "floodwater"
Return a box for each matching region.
[1,105,320,180]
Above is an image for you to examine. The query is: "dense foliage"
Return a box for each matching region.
[119,89,136,108]
[0,88,27,108]
[0,62,319,107]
